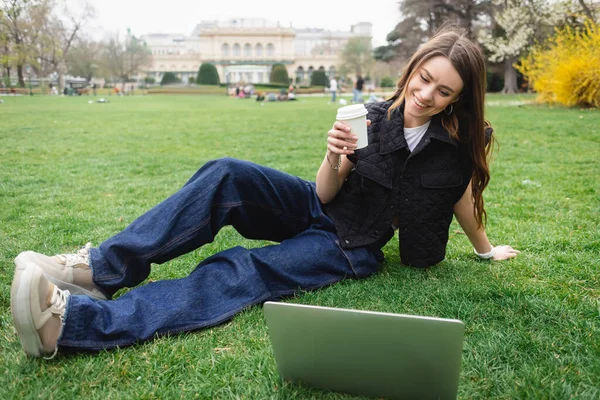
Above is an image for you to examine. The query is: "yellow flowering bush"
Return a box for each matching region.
[518,19,600,108]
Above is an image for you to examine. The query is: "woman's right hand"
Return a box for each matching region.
[327,121,361,155]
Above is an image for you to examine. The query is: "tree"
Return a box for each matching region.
[66,38,101,81]
[375,0,493,68]
[478,0,579,93]
[576,0,598,22]
[160,71,179,85]
[310,69,328,86]
[339,36,373,77]
[0,0,94,89]
[102,29,151,88]
[370,60,400,87]
[0,8,15,83]
[196,63,219,85]
[37,0,94,90]
[1,0,35,87]
[269,63,288,85]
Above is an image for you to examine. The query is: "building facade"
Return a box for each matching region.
[142,18,372,85]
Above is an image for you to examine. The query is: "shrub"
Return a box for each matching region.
[144,77,156,84]
[197,63,220,85]
[160,72,180,85]
[517,19,600,108]
[254,83,289,89]
[269,64,289,85]
[380,76,396,88]
[486,71,504,93]
[310,70,329,87]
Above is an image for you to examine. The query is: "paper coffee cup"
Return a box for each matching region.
[336,104,369,149]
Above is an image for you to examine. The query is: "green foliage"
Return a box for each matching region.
[160,72,180,85]
[144,77,155,84]
[339,37,373,76]
[0,95,599,399]
[269,64,289,85]
[380,76,396,88]
[197,63,220,85]
[310,70,328,87]
[255,83,288,89]
[486,71,504,93]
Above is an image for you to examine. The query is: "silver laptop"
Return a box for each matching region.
[263,301,464,399]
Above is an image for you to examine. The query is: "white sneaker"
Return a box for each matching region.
[11,264,69,357]
[14,243,107,300]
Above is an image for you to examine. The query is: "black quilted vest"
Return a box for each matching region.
[323,100,473,268]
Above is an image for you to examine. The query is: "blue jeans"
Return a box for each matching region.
[58,158,383,350]
[353,89,363,103]
[331,90,336,102]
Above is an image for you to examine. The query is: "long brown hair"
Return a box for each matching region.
[387,25,494,228]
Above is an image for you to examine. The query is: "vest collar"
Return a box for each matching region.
[378,101,459,155]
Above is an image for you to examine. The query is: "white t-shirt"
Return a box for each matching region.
[404,120,431,152]
[330,79,337,91]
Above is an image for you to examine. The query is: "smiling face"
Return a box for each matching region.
[403,56,464,128]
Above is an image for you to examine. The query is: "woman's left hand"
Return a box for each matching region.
[492,245,520,261]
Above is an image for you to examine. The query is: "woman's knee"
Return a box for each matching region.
[205,157,250,178]
[186,157,249,187]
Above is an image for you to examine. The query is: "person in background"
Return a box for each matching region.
[287,85,296,101]
[353,75,364,103]
[329,76,338,103]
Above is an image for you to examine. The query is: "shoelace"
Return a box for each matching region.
[48,287,70,318]
[43,287,70,360]
[57,242,92,268]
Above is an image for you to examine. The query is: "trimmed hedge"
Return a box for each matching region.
[148,85,225,95]
[310,70,329,87]
[197,63,220,85]
[160,72,181,85]
[380,76,396,88]
[269,64,289,85]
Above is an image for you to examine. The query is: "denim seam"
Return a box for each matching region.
[333,238,359,278]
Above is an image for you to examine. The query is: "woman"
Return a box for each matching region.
[11,26,519,358]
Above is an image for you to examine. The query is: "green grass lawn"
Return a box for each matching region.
[1,93,599,399]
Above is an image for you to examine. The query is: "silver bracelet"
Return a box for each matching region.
[474,246,496,259]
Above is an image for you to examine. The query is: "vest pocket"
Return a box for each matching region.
[354,160,393,189]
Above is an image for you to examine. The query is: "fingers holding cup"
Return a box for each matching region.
[336,104,369,149]
[328,122,358,155]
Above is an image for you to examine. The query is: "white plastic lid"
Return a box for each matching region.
[336,104,368,120]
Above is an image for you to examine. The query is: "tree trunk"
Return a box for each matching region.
[577,0,596,22]
[502,57,519,94]
[17,64,25,87]
[57,62,66,93]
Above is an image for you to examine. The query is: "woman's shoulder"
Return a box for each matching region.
[365,100,393,114]
[365,100,393,123]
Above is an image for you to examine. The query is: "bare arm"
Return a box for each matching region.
[316,120,371,204]
[453,181,520,261]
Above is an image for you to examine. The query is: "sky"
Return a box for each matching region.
[74,0,401,47]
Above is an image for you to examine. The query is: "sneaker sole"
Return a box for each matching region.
[15,252,107,301]
[10,265,43,356]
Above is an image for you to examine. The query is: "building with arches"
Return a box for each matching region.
[141,18,371,85]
